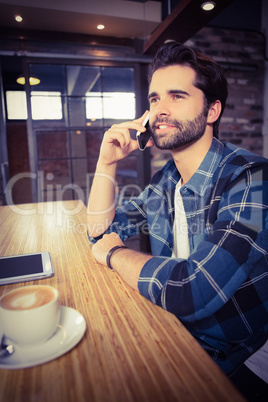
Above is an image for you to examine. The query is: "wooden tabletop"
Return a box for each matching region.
[0,201,245,402]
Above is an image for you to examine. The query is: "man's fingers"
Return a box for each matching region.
[104,129,131,149]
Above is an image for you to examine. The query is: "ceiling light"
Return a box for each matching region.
[16,75,41,86]
[97,24,105,30]
[15,15,23,23]
[201,2,215,11]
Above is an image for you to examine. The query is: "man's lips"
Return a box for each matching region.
[155,123,176,131]
[157,124,174,129]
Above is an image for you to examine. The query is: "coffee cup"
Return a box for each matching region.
[0,285,60,347]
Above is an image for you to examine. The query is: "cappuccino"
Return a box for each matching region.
[0,285,60,346]
[0,285,55,310]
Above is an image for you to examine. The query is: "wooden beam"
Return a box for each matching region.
[143,0,235,55]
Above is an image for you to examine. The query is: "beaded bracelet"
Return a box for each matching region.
[106,245,128,270]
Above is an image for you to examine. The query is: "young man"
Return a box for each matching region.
[87,42,268,398]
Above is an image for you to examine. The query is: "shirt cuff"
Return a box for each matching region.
[138,256,178,304]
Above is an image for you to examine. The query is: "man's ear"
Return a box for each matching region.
[207,100,222,123]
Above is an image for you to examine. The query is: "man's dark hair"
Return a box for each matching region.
[149,41,228,137]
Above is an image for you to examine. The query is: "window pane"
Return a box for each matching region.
[86,92,135,120]
[101,67,134,92]
[29,64,65,93]
[6,91,27,120]
[37,131,69,159]
[68,97,87,126]
[67,66,101,96]
[86,67,136,120]
[85,130,103,157]
[38,159,71,184]
[70,130,103,158]
[103,93,135,119]
[85,95,103,120]
[72,159,88,188]
[31,92,63,120]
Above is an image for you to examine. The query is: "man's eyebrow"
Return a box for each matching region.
[148,91,157,100]
[148,89,190,100]
[169,89,190,96]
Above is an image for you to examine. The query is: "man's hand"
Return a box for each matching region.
[98,111,151,166]
[92,232,124,267]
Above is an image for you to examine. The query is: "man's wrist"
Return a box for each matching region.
[106,246,128,270]
[96,160,117,174]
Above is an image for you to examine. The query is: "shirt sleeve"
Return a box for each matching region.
[88,186,150,244]
[138,163,268,323]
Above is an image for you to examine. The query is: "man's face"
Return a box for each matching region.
[148,65,209,150]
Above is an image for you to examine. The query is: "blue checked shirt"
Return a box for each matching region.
[89,138,268,374]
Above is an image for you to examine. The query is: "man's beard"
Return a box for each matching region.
[150,108,209,150]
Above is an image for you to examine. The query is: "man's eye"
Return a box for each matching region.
[173,94,183,100]
[150,97,158,104]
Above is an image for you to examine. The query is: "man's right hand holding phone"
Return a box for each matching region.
[98,111,154,166]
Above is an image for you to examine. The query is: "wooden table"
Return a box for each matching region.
[0,201,245,402]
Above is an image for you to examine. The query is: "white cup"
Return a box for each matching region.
[0,285,60,347]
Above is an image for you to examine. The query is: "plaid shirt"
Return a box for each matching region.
[89,138,268,374]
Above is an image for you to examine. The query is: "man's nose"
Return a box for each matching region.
[155,99,171,117]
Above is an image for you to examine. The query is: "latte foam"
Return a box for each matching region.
[0,286,55,310]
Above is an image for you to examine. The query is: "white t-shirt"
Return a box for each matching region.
[172,180,190,259]
[244,339,268,383]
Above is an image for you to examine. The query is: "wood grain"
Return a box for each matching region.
[0,201,245,402]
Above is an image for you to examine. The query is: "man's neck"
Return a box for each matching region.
[171,133,213,185]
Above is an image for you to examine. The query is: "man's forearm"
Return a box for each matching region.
[91,232,153,291]
[87,161,117,237]
[109,247,152,291]
[87,114,148,238]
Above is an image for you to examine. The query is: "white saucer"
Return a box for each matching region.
[0,306,86,369]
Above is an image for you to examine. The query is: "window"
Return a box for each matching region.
[86,92,135,120]
[31,92,62,120]
[6,91,63,120]
[6,91,27,120]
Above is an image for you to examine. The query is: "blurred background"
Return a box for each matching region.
[0,0,267,249]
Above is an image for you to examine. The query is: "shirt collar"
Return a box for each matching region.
[181,138,225,196]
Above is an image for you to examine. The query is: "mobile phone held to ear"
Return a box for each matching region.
[136,113,151,151]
